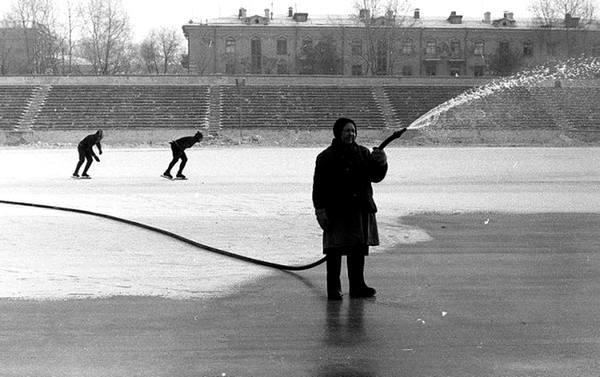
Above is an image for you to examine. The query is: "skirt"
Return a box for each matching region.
[323,210,379,255]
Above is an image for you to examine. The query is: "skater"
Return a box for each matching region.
[73,129,103,179]
[312,118,388,301]
[162,131,203,180]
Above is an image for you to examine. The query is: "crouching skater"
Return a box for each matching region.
[312,118,388,301]
[73,129,103,179]
[162,131,203,180]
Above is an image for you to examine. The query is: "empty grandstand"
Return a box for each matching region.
[0,76,598,145]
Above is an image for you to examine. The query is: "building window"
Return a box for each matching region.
[402,65,413,76]
[546,41,558,56]
[402,39,413,55]
[450,40,461,57]
[499,41,510,55]
[474,65,485,76]
[426,40,436,55]
[449,64,461,77]
[225,62,236,74]
[351,40,362,56]
[277,38,287,55]
[225,38,235,54]
[277,62,288,74]
[523,41,533,56]
[425,62,437,76]
[302,38,312,51]
[474,41,485,56]
[251,37,262,73]
[351,64,362,76]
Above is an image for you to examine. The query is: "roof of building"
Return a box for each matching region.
[186,10,599,31]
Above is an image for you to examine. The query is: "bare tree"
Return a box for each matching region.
[296,33,342,74]
[351,0,414,75]
[55,0,79,74]
[78,0,133,75]
[139,35,160,74]
[529,0,597,58]
[529,0,597,26]
[139,27,183,74]
[156,27,183,74]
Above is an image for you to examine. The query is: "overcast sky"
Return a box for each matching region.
[1,0,534,42]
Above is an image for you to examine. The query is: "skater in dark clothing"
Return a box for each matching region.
[162,131,203,179]
[73,129,103,178]
[312,118,388,301]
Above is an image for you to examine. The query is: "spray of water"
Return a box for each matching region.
[408,55,600,130]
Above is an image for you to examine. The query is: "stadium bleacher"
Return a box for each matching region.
[0,86,36,131]
[0,82,598,134]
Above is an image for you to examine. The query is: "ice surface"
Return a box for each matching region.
[1,147,599,299]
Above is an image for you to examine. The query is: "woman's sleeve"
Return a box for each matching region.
[368,150,388,183]
[312,154,328,209]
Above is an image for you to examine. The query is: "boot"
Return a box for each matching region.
[348,254,376,298]
[326,254,343,300]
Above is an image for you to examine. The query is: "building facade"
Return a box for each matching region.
[182,8,600,77]
[0,21,54,75]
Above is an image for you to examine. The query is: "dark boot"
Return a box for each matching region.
[348,254,376,298]
[326,254,343,300]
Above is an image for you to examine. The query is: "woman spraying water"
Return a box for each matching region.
[312,118,406,300]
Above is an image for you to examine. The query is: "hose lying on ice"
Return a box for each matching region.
[0,199,326,271]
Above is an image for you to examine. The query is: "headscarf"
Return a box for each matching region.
[332,117,356,140]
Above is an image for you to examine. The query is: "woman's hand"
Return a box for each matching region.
[315,208,329,231]
[371,147,387,165]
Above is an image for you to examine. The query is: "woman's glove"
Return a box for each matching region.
[371,147,387,165]
[315,208,329,231]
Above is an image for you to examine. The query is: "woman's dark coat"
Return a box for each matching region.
[312,139,388,254]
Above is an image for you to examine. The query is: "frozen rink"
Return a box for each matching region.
[1,146,599,300]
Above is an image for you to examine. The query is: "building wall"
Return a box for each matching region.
[0,28,29,74]
[183,21,600,77]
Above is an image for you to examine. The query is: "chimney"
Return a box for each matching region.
[265,8,270,18]
[448,11,463,24]
[288,7,293,17]
[483,11,491,23]
[507,12,514,20]
[359,8,371,20]
[565,13,580,27]
[240,8,247,18]
[414,8,420,19]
